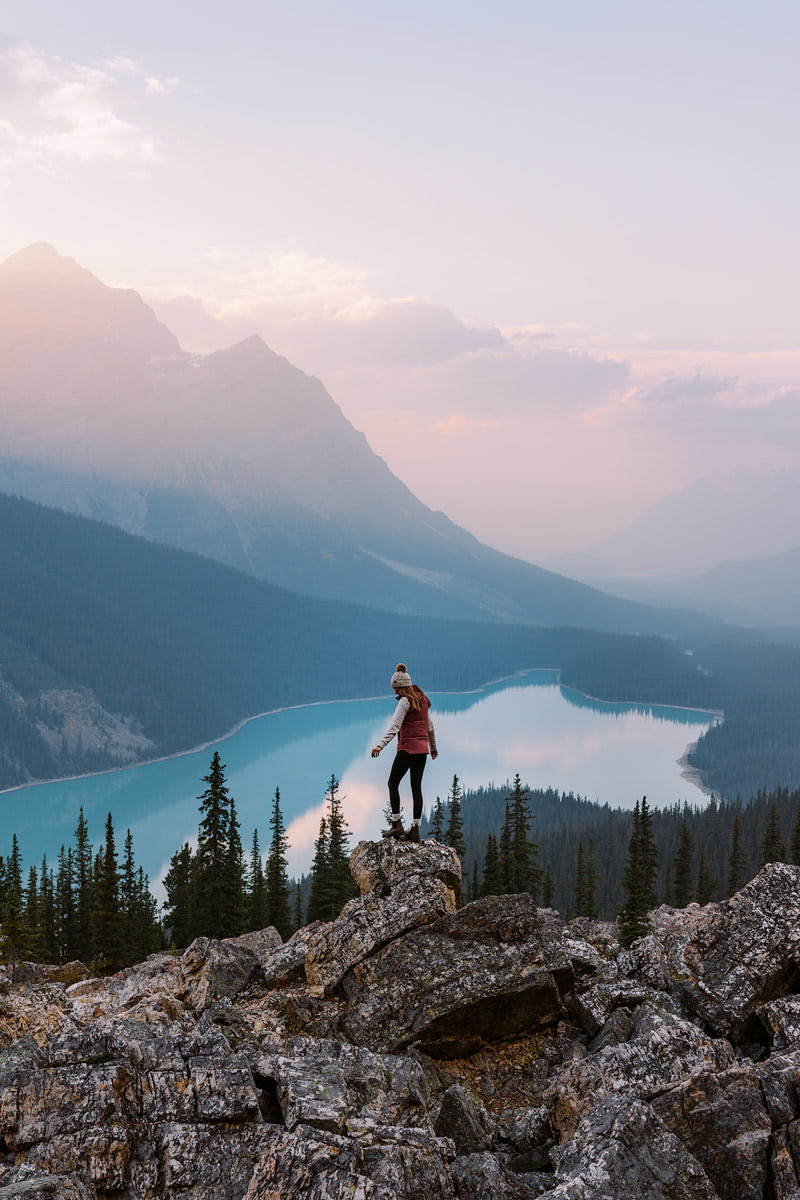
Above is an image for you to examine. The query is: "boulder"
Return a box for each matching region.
[622,864,800,1040]
[544,1003,736,1140]
[179,937,259,1012]
[0,1174,94,1199]
[226,926,282,959]
[549,1097,720,1200]
[253,1035,432,1135]
[756,996,800,1052]
[770,1127,800,1200]
[434,1084,495,1154]
[340,895,571,1056]
[258,922,327,989]
[241,1125,456,1200]
[651,1064,772,1200]
[349,837,461,901]
[305,874,457,997]
[569,975,663,1036]
[450,1152,545,1199]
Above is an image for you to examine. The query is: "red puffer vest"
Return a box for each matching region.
[397,689,431,754]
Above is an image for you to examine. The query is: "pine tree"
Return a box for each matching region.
[695,841,716,905]
[221,796,246,937]
[1,835,29,982]
[470,860,480,904]
[445,775,466,861]
[38,856,58,964]
[481,834,502,896]
[542,863,555,909]
[663,859,673,906]
[498,802,512,892]
[727,813,748,896]
[163,843,194,950]
[120,829,137,961]
[574,839,598,919]
[25,865,41,961]
[55,845,75,964]
[618,798,659,948]
[583,839,599,919]
[307,817,329,924]
[760,805,786,867]
[429,796,445,841]
[133,868,162,961]
[507,774,541,900]
[791,804,800,866]
[673,819,695,908]
[574,841,586,918]
[265,788,293,938]
[72,808,93,962]
[638,797,659,910]
[90,813,122,974]
[248,828,268,931]
[193,752,234,939]
[323,775,357,920]
[294,880,304,931]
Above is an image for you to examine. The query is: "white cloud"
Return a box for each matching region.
[434,414,500,436]
[210,245,370,315]
[0,40,168,173]
[145,75,180,96]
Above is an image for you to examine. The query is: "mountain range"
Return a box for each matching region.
[0,242,716,637]
[546,470,800,583]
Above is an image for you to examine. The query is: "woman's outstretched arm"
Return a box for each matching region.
[371,696,411,756]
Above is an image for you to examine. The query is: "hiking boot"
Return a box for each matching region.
[403,824,421,844]
[381,817,405,839]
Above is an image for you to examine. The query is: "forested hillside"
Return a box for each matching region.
[0,493,706,792]
[429,779,800,921]
[2,493,800,798]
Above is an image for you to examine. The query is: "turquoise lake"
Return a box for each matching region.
[0,671,716,895]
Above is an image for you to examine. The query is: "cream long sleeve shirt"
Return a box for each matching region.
[375,696,437,754]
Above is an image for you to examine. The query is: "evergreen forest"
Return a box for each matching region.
[3,492,800,801]
[3,750,800,973]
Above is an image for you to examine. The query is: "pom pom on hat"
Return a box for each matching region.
[391,663,412,689]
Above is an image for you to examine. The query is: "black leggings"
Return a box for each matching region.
[388,750,427,820]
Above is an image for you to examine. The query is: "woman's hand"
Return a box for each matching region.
[371,746,381,758]
[431,750,438,760]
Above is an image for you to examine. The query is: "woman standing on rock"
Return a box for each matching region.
[371,663,438,843]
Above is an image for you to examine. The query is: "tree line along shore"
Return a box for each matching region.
[2,754,800,976]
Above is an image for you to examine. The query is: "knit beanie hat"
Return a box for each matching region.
[391,663,412,689]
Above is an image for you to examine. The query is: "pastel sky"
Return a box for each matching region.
[2,1,800,558]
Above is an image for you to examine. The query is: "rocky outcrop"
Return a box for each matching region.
[1,848,800,1198]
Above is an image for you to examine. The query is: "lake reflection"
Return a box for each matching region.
[0,670,715,892]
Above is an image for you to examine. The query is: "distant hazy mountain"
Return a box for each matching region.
[0,491,720,790]
[546,471,800,584]
[649,545,800,627]
[0,244,715,636]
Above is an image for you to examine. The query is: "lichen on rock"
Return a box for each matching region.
[2,850,800,1198]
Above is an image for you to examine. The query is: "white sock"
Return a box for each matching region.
[412,819,420,826]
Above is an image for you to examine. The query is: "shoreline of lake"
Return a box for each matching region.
[0,666,721,803]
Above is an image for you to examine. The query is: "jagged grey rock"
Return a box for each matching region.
[0,1175,94,1199]
[621,864,800,1039]
[450,1152,545,1199]
[257,921,326,989]
[434,1084,495,1154]
[305,874,457,997]
[544,1003,736,1139]
[349,837,462,901]
[340,895,571,1055]
[253,1035,432,1135]
[2,846,800,1199]
[549,1098,721,1199]
[756,996,800,1051]
[651,1064,772,1200]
